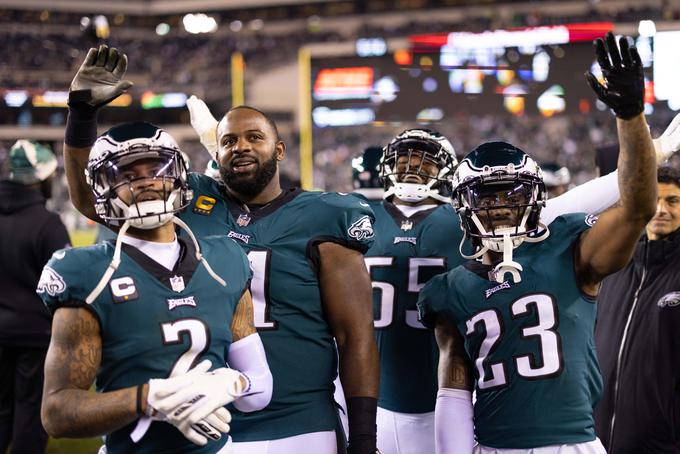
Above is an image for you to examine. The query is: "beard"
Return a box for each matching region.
[221,153,278,198]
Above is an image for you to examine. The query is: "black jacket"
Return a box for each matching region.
[594,228,680,453]
[0,181,70,347]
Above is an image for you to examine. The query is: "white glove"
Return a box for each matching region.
[172,367,248,434]
[147,360,213,417]
[180,407,232,446]
[654,112,680,162]
[146,360,233,446]
[187,95,219,157]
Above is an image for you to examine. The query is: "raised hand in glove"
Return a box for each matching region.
[69,44,133,109]
[187,95,219,157]
[585,31,644,120]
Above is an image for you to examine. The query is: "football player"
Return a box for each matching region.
[39,121,273,453]
[63,46,379,454]
[417,32,657,453]
[361,128,621,454]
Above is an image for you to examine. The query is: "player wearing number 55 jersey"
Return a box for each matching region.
[62,45,379,454]
[419,33,657,452]
[40,120,273,453]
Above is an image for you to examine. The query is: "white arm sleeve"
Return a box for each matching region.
[541,170,619,225]
[227,333,273,412]
[435,388,474,454]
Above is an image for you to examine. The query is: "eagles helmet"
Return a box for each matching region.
[351,146,384,200]
[86,122,193,230]
[380,129,457,203]
[452,141,548,282]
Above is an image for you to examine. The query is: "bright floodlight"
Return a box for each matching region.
[183,13,218,34]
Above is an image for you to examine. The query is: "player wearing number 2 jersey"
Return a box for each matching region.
[418,37,657,451]
[63,46,379,454]
[41,118,272,454]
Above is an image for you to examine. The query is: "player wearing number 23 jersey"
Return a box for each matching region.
[418,109,658,452]
[181,172,375,442]
[419,213,601,448]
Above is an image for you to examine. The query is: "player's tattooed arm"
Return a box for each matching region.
[41,306,142,438]
[231,289,257,342]
[63,144,100,223]
[435,315,473,391]
[577,32,657,293]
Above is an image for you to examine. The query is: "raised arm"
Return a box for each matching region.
[433,316,474,454]
[577,32,657,292]
[64,44,132,222]
[317,241,379,454]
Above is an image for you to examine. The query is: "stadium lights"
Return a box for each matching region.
[4,90,28,107]
[183,13,218,34]
[156,23,170,36]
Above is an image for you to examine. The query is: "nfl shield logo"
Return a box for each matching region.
[401,220,413,231]
[237,214,251,227]
[169,275,185,293]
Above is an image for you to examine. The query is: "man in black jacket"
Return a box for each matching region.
[0,140,70,453]
[595,165,680,454]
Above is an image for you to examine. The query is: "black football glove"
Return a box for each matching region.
[585,31,644,120]
[69,44,133,109]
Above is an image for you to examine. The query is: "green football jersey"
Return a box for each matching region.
[365,201,464,414]
[38,235,251,454]
[180,173,376,442]
[418,213,602,449]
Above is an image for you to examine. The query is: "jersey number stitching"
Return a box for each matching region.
[466,293,564,390]
[365,257,446,330]
[160,318,210,377]
[247,249,278,330]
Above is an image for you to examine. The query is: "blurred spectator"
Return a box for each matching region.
[0,140,70,454]
[594,165,680,453]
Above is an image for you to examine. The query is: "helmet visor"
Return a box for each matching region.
[462,180,535,236]
[94,147,181,192]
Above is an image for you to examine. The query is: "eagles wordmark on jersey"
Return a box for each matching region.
[418,214,602,449]
[180,173,375,442]
[38,235,252,454]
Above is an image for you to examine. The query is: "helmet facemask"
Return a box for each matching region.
[453,146,549,283]
[87,144,192,230]
[380,130,457,204]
